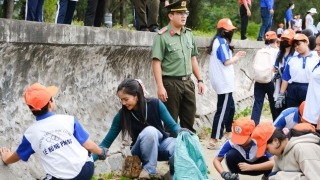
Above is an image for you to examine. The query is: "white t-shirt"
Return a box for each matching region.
[293,19,302,32]
[317,22,320,32]
[277,28,283,35]
[209,36,234,94]
[16,112,90,179]
[303,62,320,124]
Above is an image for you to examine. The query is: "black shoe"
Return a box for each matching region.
[257,39,263,41]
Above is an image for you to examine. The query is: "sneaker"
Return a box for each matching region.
[207,141,221,150]
[138,169,151,179]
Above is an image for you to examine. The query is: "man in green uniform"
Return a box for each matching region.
[152,0,204,133]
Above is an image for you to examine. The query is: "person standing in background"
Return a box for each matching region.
[293,13,302,33]
[285,2,294,29]
[55,0,77,24]
[305,8,317,35]
[238,0,251,40]
[276,23,284,38]
[257,0,274,41]
[84,0,105,27]
[25,0,45,21]
[152,0,205,134]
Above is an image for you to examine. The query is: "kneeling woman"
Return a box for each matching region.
[252,122,320,179]
[93,79,187,179]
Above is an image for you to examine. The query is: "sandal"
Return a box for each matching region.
[207,141,221,150]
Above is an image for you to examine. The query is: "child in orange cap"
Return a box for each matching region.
[252,122,320,180]
[0,83,106,180]
[213,117,273,180]
[276,23,284,38]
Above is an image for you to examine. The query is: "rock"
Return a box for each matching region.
[121,155,142,178]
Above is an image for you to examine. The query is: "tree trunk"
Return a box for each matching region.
[120,0,126,27]
[2,0,14,19]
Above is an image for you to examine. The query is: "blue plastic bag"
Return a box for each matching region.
[173,132,215,180]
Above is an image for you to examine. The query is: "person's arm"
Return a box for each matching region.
[152,35,167,102]
[191,56,204,95]
[92,113,122,161]
[238,157,274,171]
[158,100,181,135]
[280,63,291,93]
[213,141,232,174]
[280,80,289,93]
[82,139,102,155]
[266,0,274,14]
[243,0,251,17]
[164,0,169,6]
[213,156,225,174]
[305,17,309,29]
[0,148,20,164]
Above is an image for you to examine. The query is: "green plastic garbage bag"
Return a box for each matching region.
[173,131,215,180]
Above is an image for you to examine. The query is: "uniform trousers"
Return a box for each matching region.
[132,0,159,31]
[287,83,308,108]
[240,4,250,40]
[26,0,44,21]
[84,0,105,27]
[55,0,76,24]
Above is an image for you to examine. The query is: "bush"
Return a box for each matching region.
[246,22,261,40]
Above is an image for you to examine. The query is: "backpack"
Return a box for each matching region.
[252,47,276,83]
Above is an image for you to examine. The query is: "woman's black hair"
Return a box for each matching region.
[30,98,52,117]
[288,128,320,139]
[117,78,147,140]
[265,39,277,45]
[276,41,295,64]
[293,39,309,48]
[287,2,293,9]
[308,35,316,50]
[267,129,287,149]
[206,28,235,54]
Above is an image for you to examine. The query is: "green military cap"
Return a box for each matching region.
[165,0,189,12]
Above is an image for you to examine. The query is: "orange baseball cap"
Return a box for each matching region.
[265,31,277,40]
[217,18,237,31]
[231,117,255,144]
[251,122,275,158]
[281,29,295,40]
[293,123,316,132]
[294,33,309,44]
[24,83,58,111]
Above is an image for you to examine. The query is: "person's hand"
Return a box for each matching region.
[0,147,13,164]
[247,9,251,17]
[157,86,168,102]
[235,51,246,58]
[198,82,204,95]
[238,162,253,171]
[270,9,274,14]
[97,147,108,160]
[221,171,239,180]
[275,92,286,108]
[176,128,194,135]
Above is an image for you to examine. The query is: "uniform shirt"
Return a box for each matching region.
[16,112,89,179]
[217,140,272,163]
[285,9,293,23]
[293,19,302,32]
[303,62,320,124]
[93,98,180,161]
[152,23,199,76]
[273,107,299,129]
[282,53,319,83]
[238,0,251,6]
[260,0,273,10]
[209,36,234,94]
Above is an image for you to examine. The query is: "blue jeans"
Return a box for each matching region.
[131,126,176,175]
[258,8,272,40]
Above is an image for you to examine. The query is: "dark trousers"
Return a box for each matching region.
[257,8,272,40]
[210,93,235,139]
[56,0,76,24]
[47,161,94,180]
[251,82,277,125]
[132,0,159,31]
[84,0,105,27]
[225,149,271,177]
[26,0,45,21]
[287,83,308,108]
[163,79,196,133]
[240,5,250,40]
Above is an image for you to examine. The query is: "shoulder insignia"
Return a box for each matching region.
[158,27,168,35]
[186,27,192,31]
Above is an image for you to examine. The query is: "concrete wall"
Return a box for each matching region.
[0,18,264,179]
